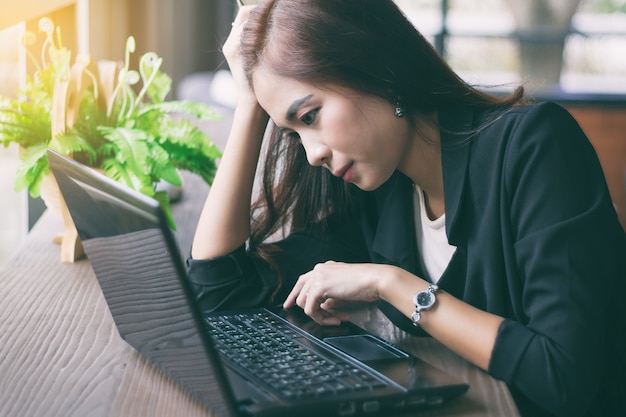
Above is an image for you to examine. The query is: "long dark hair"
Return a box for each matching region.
[240,0,525,292]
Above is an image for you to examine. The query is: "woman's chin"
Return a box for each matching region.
[352,174,393,192]
[354,181,382,192]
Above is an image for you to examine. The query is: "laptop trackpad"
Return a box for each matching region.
[324,335,408,361]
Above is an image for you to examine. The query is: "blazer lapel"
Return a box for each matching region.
[370,173,420,275]
[439,107,474,247]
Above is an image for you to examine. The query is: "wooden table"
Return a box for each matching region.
[0,173,520,417]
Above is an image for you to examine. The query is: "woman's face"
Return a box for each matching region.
[252,66,413,191]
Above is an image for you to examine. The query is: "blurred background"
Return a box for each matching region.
[1,0,625,267]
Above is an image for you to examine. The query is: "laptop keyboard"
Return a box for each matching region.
[205,311,389,400]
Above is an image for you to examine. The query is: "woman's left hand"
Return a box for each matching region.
[283,261,400,326]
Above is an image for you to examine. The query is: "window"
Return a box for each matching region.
[0,23,28,266]
[395,0,626,96]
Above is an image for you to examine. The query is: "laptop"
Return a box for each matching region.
[48,149,468,417]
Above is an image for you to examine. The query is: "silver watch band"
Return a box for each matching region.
[411,284,438,326]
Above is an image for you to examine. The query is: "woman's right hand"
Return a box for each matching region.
[222,6,258,107]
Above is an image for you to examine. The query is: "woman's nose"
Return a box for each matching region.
[301,137,331,167]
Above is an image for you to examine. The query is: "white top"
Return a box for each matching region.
[413,185,456,283]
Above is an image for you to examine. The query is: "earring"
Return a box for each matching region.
[394,103,405,118]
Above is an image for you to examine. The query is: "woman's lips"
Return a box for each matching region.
[335,163,354,182]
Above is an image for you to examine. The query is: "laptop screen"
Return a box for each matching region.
[48,150,236,417]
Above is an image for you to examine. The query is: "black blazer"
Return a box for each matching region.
[188,102,626,417]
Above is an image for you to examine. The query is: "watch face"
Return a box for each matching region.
[416,291,435,308]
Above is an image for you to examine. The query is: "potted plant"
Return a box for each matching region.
[0,18,222,261]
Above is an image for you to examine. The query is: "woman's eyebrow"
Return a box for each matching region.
[286,94,314,121]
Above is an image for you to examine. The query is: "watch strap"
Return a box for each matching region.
[411,284,438,326]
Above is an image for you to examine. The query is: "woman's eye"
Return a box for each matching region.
[300,108,319,125]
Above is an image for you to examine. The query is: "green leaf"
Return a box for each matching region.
[49,133,97,162]
[97,126,163,196]
[146,71,172,104]
[159,118,222,157]
[0,98,51,148]
[153,190,176,230]
[138,100,222,121]
[149,144,182,186]
[132,107,164,137]
[14,143,49,197]
[100,157,133,186]
[98,126,149,173]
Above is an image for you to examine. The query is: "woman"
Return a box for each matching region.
[189,1,626,416]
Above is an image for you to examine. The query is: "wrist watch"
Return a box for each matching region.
[411,284,438,326]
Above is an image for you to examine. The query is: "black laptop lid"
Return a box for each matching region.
[47,149,237,417]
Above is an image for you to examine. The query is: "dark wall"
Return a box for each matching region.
[128,0,235,94]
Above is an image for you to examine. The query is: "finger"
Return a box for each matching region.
[234,5,254,24]
[302,288,333,323]
[318,315,343,326]
[283,286,302,309]
[283,276,308,309]
[308,306,345,327]
[224,7,252,50]
[320,299,351,321]
[296,282,316,310]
